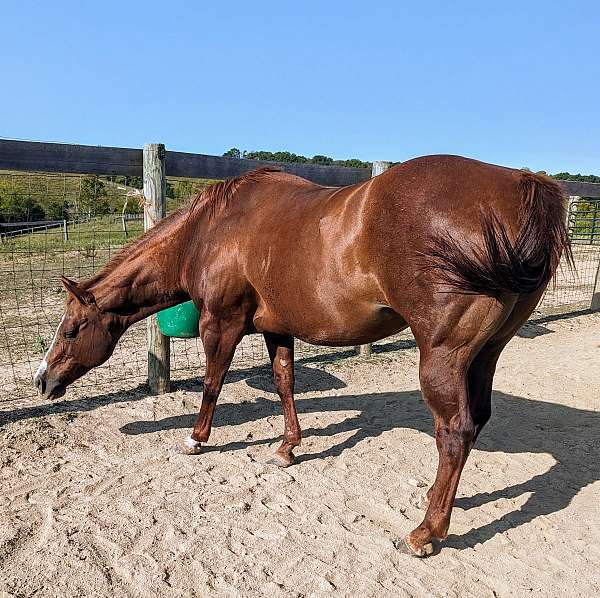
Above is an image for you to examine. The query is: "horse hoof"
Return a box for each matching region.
[180,436,203,455]
[267,452,295,467]
[399,537,434,558]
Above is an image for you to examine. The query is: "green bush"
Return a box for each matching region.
[0,178,44,222]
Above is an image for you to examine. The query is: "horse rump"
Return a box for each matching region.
[425,172,573,298]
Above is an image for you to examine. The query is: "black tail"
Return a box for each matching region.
[426,172,573,298]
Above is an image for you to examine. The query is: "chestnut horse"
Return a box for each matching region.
[33,156,570,556]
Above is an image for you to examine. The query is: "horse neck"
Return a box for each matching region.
[88,228,189,326]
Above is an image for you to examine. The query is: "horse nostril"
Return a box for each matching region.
[34,375,46,395]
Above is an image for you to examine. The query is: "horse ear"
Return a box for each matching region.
[60,275,96,305]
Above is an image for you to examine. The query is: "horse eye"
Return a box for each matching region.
[63,318,87,339]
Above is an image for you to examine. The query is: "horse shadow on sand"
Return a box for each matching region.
[120,371,599,551]
[0,354,349,429]
[0,340,414,429]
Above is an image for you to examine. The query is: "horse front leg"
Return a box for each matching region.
[181,313,245,455]
[264,333,301,467]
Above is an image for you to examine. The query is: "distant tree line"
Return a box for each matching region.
[223,148,371,169]
[519,168,600,184]
[552,172,600,183]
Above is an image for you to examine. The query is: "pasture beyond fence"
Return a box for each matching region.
[1,139,599,404]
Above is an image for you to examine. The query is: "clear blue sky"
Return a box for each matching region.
[2,1,598,173]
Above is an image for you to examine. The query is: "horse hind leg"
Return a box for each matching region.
[264,333,301,467]
[413,343,500,514]
[404,294,517,557]
[413,288,546,516]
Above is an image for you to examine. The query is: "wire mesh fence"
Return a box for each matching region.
[537,198,600,314]
[0,171,148,402]
[1,169,598,404]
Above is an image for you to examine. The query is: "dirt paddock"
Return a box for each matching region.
[1,312,599,597]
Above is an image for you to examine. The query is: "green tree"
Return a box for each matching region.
[311,155,334,165]
[223,148,242,159]
[241,148,371,168]
[244,150,309,164]
[553,172,600,183]
[334,158,372,168]
[43,195,70,220]
[78,175,110,217]
[0,179,44,222]
[166,181,175,199]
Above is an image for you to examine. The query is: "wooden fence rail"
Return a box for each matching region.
[2,139,600,196]
[0,219,69,242]
[0,139,371,187]
[0,219,65,228]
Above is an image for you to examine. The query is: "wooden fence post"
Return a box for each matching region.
[143,143,170,393]
[591,257,600,311]
[63,219,68,241]
[357,160,392,357]
[565,196,578,231]
[371,160,392,178]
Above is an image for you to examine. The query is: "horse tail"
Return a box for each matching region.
[425,172,573,298]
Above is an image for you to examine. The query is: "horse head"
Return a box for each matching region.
[33,276,126,400]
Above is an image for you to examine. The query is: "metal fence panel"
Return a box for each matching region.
[568,199,600,245]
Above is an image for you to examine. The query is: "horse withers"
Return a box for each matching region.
[33,156,571,557]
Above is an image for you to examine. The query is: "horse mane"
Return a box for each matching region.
[81,207,188,290]
[189,167,281,220]
[81,168,280,290]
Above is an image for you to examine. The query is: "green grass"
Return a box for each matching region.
[0,215,145,254]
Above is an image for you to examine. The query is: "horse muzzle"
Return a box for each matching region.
[34,372,66,400]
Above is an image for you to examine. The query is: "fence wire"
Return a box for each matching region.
[0,170,598,404]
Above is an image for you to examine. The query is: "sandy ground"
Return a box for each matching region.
[0,312,599,597]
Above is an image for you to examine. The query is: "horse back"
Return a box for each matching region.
[195,157,558,344]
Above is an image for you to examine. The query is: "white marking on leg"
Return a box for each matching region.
[35,314,65,379]
[183,436,201,450]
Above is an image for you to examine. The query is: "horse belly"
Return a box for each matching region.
[305,304,408,346]
[254,301,408,347]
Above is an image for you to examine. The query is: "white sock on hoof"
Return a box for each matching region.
[183,436,201,450]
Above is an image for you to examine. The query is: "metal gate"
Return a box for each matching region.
[568,198,600,244]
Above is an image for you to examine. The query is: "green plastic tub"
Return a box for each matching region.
[156,301,200,338]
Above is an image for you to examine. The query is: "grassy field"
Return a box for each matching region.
[0,169,217,236]
[1,215,145,254]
